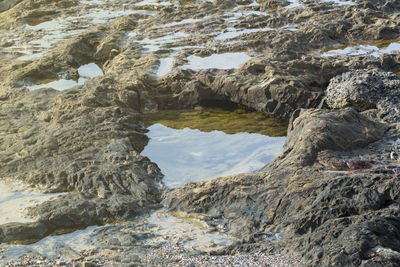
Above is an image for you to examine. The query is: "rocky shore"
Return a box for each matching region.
[1,0,400,266]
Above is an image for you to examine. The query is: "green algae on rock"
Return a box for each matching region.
[142,108,289,137]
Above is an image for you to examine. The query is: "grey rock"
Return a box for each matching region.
[164,108,397,266]
[326,70,400,123]
[0,0,400,265]
[275,108,388,166]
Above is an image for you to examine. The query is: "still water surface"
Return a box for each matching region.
[142,108,288,188]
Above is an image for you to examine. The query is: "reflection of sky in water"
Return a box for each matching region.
[321,42,400,58]
[156,56,176,77]
[7,8,157,61]
[78,9,156,24]
[138,32,189,53]
[181,52,251,70]
[285,0,354,8]
[134,0,172,6]
[0,182,65,225]
[27,62,104,91]
[78,62,104,78]
[141,124,286,188]
[146,210,233,251]
[318,0,354,6]
[284,0,305,9]
[0,225,102,264]
[215,25,297,41]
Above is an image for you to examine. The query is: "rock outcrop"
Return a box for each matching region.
[326,69,400,123]
[164,107,400,266]
[0,0,400,265]
[0,77,163,243]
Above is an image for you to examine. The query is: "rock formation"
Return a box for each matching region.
[0,0,400,265]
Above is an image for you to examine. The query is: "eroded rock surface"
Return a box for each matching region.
[164,107,400,266]
[0,0,400,266]
[0,78,163,243]
[326,69,400,123]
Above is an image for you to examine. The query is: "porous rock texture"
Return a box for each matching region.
[326,69,400,123]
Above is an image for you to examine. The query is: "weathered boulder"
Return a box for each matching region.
[273,108,387,166]
[325,70,400,123]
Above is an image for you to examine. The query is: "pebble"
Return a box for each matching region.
[142,243,302,267]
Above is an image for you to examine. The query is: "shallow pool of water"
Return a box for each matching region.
[215,25,297,41]
[27,62,104,91]
[181,52,251,70]
[0,181,65,225]
[142,109,287,188]
[321,40,400,58]
[134,0,172,7]
[285,0,353,9]
[146,210,234,251]
[156,56,176,77]
[285,0,305,9]
[319,0,354,6]
[0,225,102,264]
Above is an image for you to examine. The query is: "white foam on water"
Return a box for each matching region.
[321,42,400,58]
[0,181,65,225]
[181,52,251,71]
[141,124,285,188]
